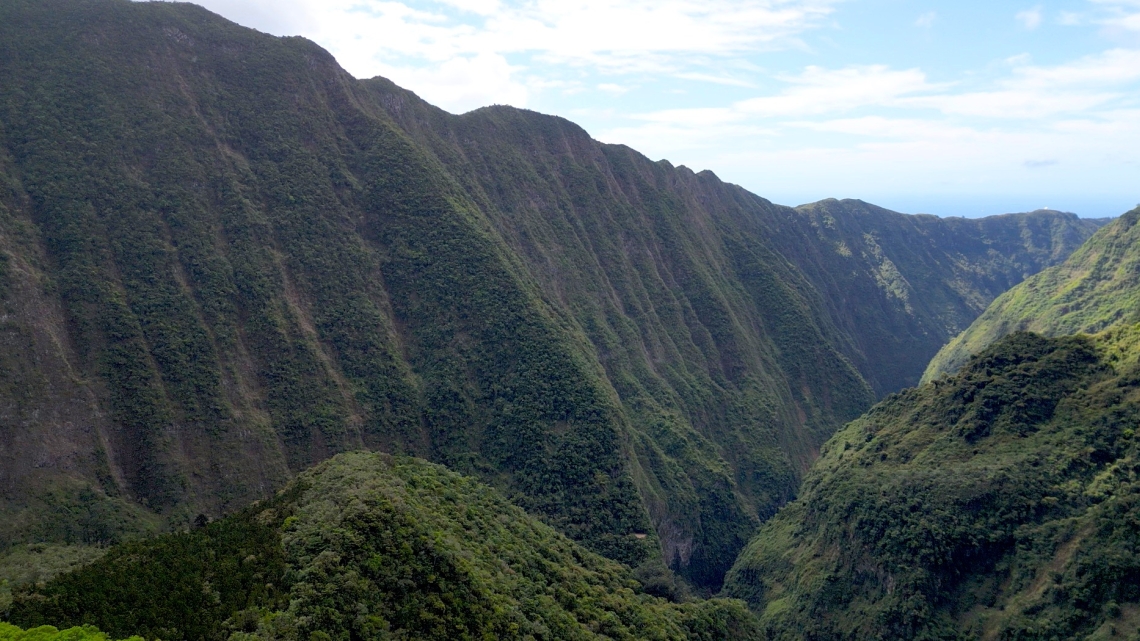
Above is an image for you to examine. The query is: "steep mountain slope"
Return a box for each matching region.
[725,329,1140,640]
[0,0,1099,587]
[925,207,1140,380]
[788,200,1104,394]
[7,451,762,641]
[363,88,1103,399]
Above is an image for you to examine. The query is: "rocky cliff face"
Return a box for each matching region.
[0,0,1101,587]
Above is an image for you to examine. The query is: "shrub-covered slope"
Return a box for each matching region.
[925,207,1140,381]
[0,0,1098,587]
[7,452,761,641]
[725,329,1140,640]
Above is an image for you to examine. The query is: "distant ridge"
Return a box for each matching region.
[925,206,1140,380]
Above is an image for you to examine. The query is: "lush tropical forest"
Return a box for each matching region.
[7,453,762,641]
[726,210,1140,639]
[0,0,1102,591]
[1,0,1137,638]
[926,207,1140,381]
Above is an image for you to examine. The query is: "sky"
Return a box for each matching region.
[172,0,1139,218]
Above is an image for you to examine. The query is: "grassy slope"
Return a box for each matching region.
[0,0,1101,589]
[925,208,1140,381]
[725,328,1140,640]
[7,451,762,641]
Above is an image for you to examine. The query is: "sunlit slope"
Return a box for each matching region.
[725,328,1140,640]
[7,452,762,641]
[925,207,1140,381]
[0,0,1099,588]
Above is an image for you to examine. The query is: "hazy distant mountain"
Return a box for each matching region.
[0,0,1100,588]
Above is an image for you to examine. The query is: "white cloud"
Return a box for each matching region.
[673,72,758,88]
[373,52,530,111]
[184,0,842,112]
[152,0,1140,213]
[436,0,502,16]
[736,65,940,116]
[1010,47,1140,87]
[908,90,1120,118]
[1016,6,1043,30]
[896,48,1140,118]
[597,83,630,95]
[1089,0,1140,31]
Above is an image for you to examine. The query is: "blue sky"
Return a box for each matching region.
[184,0,1139,217]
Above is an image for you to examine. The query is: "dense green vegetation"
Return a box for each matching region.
[926,207,1140,380]
[0,0,1100,588]
[0,545,109,616]
[725,328,1140,639]
[0,623,140,641]
[791,200,1104,394]
[8,452,761,641]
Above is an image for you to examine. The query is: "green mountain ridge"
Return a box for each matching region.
[6,451,763,641]
[725,327,1140,639]
[722,198,1140,637]
[0,0,1102,589]
[924,207,1140,381]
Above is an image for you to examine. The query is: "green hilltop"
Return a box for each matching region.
[0,0,1102,589]
[0,623,141,641]
[6,451,761,641]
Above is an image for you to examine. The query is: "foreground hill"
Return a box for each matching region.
[725,328,1140,639]
[0,0,1099,586]
[7,452,761,641]
[925,207,1140,380]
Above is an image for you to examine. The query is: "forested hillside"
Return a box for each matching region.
[7,452,762,641]
[926,207,1140,380]
[0,0,1100,587]
[725,328,1140,639]
[723,205,1140,637]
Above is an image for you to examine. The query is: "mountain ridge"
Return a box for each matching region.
[925,207,1140,381]
[0,0,1104,588]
